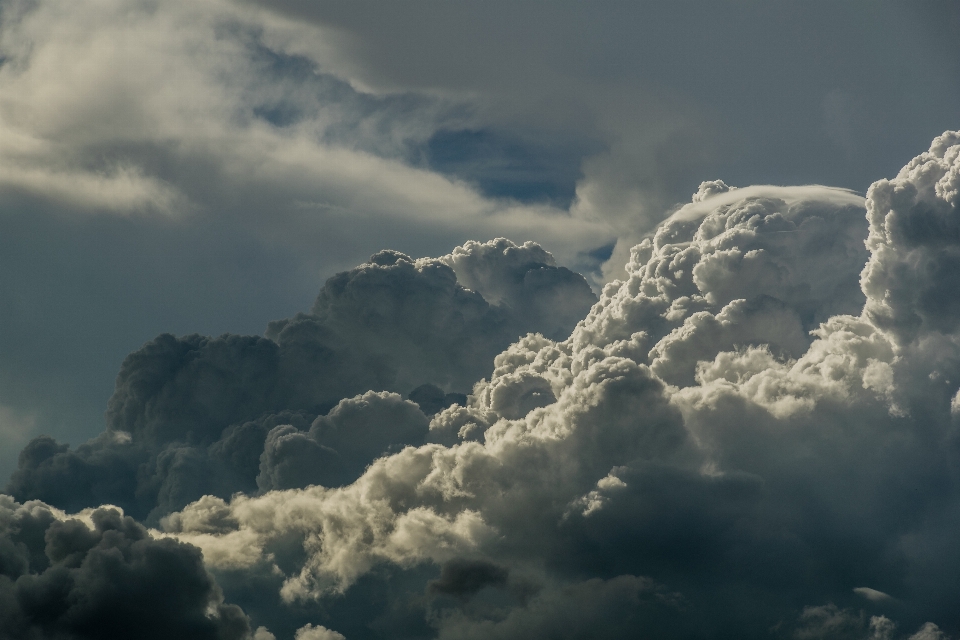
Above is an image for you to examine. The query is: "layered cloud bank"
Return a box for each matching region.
[5,133,960,639]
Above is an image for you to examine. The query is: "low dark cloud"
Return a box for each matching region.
[0,497,266,640]
[428,558,508,599]
[433,575,684,640]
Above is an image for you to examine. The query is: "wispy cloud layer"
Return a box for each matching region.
[0,0,611,248]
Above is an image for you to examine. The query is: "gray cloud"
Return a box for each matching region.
[0,496,270,640]
[257,391,429,492]
[250,1,960,254]
[0,0,617,480]
[861,131,960,344]
[5,239,595,523]
[427,558,508,599]
[433,575,683,640]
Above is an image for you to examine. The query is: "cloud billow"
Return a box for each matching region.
[0,496,270,640]
[156,132,960,638]
[5,133,960,638]
[4,239,596,524]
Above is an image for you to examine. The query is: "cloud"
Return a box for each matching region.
[245,0,960,289]
[861,131,960,344]
[296,624,347,640]
[853,587,895,603]
[144,132,960,638]
[4,0,955,489]
[0,495,268,639]
[0,0,614,256]
[909,623,951,640]
[439,238,598,339]
[7,132,960,637]
[432,575,683,640]
[427,558,508,599]
[256,391,429,491]
[5,239,594,524]
[0,0,621,482]
[1,0,959,635]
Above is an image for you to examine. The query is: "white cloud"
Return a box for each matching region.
[295,624,346,640]
[853,586,894,602]
[152,133,960,636]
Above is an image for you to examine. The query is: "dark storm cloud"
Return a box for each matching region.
[5,239,596,522]
[0,496,268,640]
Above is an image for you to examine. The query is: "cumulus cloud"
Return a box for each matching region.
[0,496,267,639]
[145,132,960,638]
[5,239,595,522]
[8,132,960,638]
[295,624,347,640]
[256,391,429,492]
[5,0,953,490]
[861,131,960,344]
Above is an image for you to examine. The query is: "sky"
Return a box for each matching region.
[1,1,960,639]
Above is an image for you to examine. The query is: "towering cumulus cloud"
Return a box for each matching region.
[5,134,960,639]
[5,239,596,522]
[0,496,271,639]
